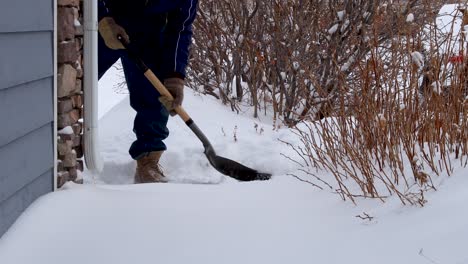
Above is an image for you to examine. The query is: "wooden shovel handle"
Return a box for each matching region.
[117,35,192,123]
[143,70,191,122]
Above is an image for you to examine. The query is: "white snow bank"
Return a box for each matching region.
[0,173,467,264]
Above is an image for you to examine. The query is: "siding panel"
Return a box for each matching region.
[0,0,54,238]
[0,0,53,33]
[0,124,54,204]
[0,169,53,236]
[0,77,53,148]
[0,32,53,90]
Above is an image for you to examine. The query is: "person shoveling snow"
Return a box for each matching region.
[97,0,270,183]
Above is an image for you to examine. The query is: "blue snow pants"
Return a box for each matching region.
[98,14,170,160]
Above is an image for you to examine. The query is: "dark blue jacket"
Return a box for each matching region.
[98,0,198,79]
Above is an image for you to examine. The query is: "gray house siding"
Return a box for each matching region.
[0,0,55,237]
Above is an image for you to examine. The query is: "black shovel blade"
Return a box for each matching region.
[206,154,271,181]
[186,121,271,181]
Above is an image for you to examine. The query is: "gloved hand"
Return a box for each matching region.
[98,17,129,50]
[159,77,184,116]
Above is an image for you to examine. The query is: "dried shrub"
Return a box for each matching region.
[288,3,468,205]
[188,0,467,205]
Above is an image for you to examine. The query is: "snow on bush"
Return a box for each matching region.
[411,51,424,69]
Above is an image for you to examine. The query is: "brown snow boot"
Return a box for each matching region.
[134,151,168,183]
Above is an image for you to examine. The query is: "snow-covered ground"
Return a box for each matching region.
[1,65,468,263]
[1,5,468,263]
[1,172,467,264]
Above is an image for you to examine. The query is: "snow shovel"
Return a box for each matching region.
[118,36,271,181]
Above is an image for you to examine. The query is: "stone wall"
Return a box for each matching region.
[57,0,84,188]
